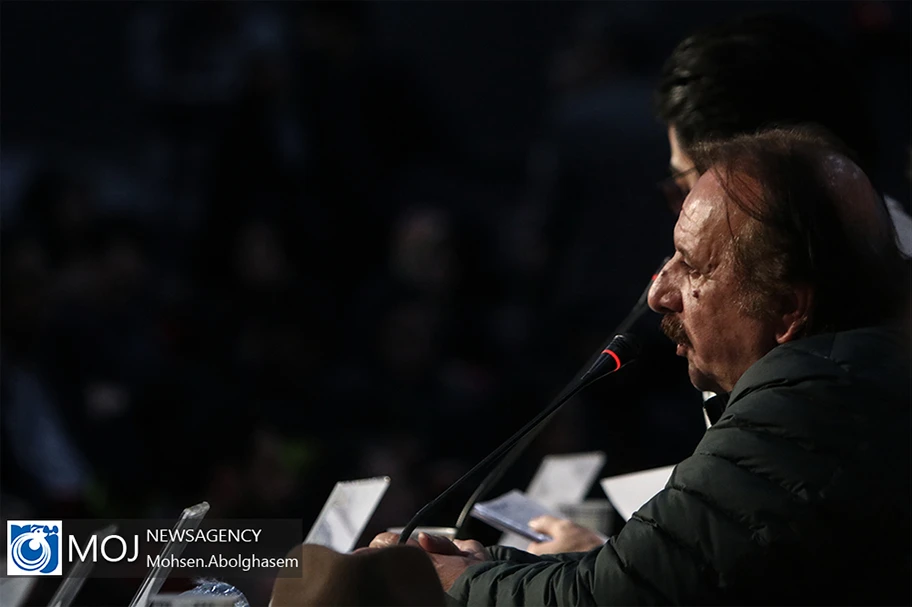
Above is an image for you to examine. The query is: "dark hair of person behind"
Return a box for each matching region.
[656,14,877,173]
[689,126,907,336]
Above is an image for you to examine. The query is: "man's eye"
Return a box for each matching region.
[679,259,699,276]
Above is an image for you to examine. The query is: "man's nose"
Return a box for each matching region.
[648,261,682,314]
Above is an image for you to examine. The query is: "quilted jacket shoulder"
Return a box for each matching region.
[447,327,910,606]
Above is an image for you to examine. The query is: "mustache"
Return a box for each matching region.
[661,315,692,348]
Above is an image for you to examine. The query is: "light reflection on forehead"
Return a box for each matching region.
[673,170,748,270]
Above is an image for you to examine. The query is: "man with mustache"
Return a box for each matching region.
[368,127,910,605]
[525,11,912,556]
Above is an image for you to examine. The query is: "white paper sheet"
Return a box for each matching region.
[49,524,118,607]
[498,451,605,548]
[129,502,211,607]
[599,465,674,521]
[305,476,390,553]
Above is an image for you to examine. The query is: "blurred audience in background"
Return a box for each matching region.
[1,2,908,605]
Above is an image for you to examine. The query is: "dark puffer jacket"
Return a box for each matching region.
[448,327,911,605]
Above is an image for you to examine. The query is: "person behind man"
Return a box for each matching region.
[655,12,911,254]
[369,127,911,605]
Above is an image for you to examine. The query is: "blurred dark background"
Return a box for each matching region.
[1,1,908,605]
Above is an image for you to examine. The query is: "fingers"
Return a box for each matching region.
[452,539,488,560]
[416,532,463,556]
[526,516,565,556]
[528,515,564,533]
[525,542,552,556]
[368,532,398,548]
[370,532,487,560]
[452,539,485,553]
[525,517,608,555]
[369,532,419,549]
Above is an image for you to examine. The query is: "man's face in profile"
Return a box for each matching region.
[647,170,780,394]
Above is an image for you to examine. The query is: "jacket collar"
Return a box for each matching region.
[703,393,730,426]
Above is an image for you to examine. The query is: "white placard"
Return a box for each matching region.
[305,476,391,553]
[49,524,118,607]
[129,502,210,607]
[600,465,675,521]
[498,451,605,548]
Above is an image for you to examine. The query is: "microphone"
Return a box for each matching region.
[396,334,638,545]
[450,258,668,538]
[579,333,640,384]
[396,258,669,545]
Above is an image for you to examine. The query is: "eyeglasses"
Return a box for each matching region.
[657,167,699,214]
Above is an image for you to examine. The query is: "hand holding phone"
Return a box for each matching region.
[470,490,559,542]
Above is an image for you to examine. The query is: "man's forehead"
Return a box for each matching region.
[676,172,726,232]
[673,169,755,255]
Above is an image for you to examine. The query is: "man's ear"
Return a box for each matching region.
[775,284,814,344]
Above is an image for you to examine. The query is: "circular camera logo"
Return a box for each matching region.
[7,521,62,576]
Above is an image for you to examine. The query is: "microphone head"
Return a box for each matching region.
[581,333,641,382]
[606,333,640,365]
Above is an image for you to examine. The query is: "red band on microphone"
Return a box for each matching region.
[601,348,622,370]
